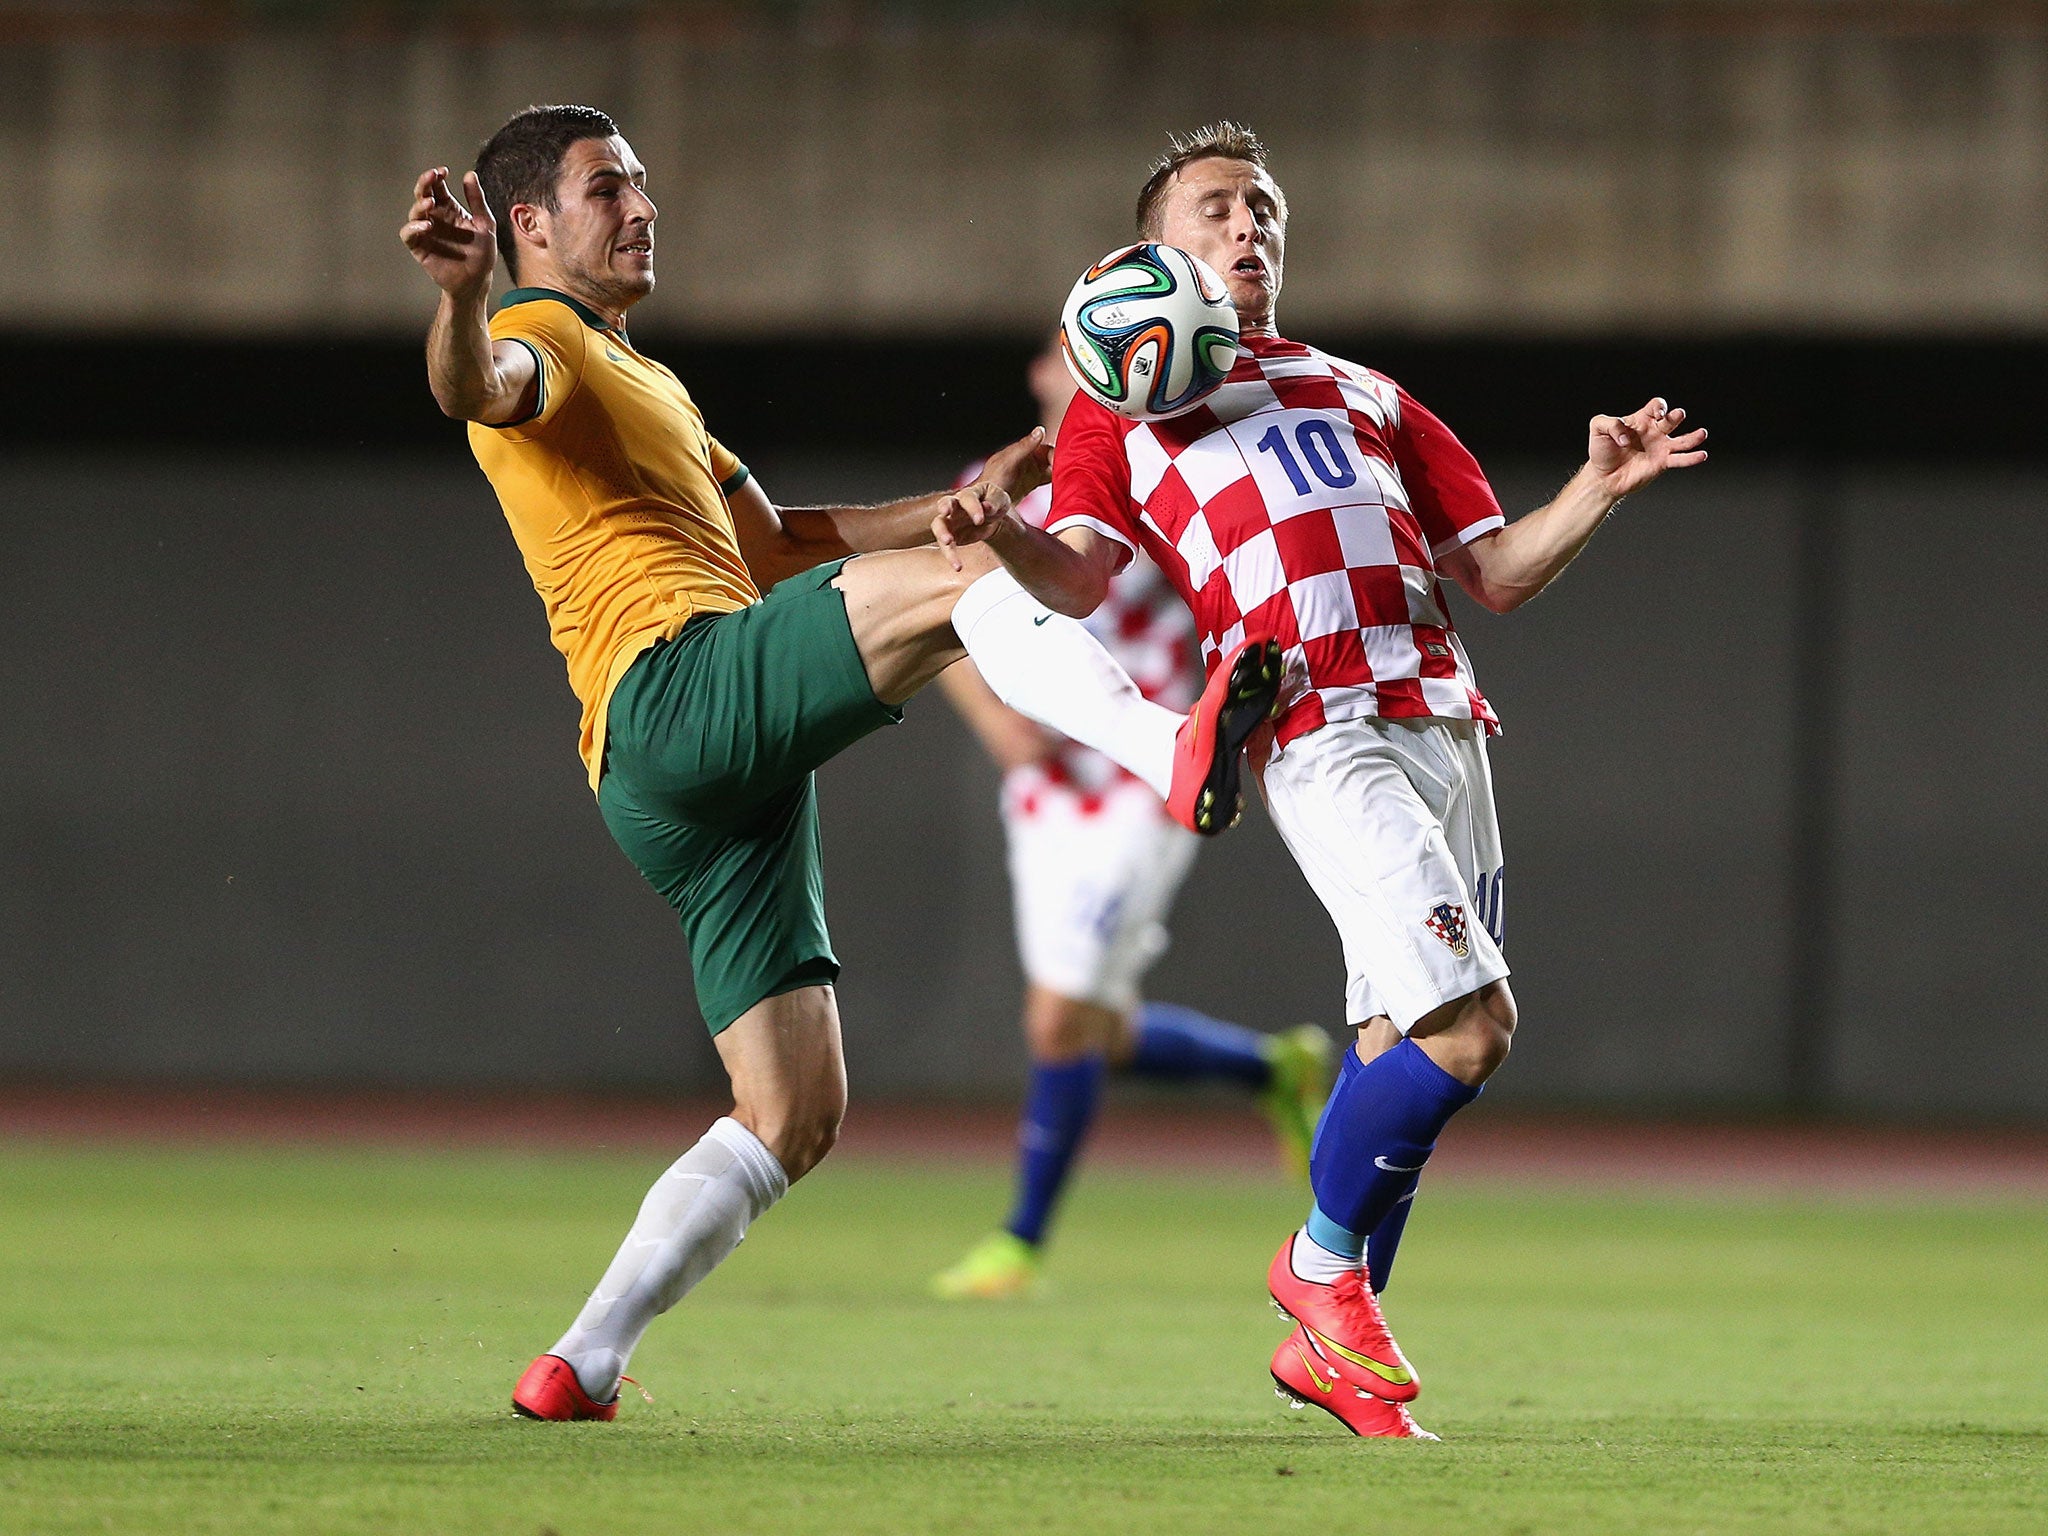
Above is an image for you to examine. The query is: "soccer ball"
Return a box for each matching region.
[1059,243,1240,421]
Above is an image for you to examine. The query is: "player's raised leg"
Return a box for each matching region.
[951,565,1283,837]
[514,985,843,1420]
[830,546,1282,836]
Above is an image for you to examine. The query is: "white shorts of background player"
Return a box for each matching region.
[1000,775,1201,1012]
[1258,716,1508,1033]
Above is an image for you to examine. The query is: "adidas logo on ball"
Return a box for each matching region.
[1058,243,1240,422]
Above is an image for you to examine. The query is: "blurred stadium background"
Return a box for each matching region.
[3,0,2045,1125]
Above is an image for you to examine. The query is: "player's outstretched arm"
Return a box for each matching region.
[399,167,536,425]
[1441,397,1707,614]
[933,489,1122,619]
[733,431,1051,589]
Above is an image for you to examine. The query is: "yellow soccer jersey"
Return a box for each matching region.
[468,288,759,789]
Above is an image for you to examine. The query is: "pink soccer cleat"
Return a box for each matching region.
[512,1354,618,1422]
[1267,1236,1419,1402]
[1165,633,1282,835]
[1271,1325,1439,1439]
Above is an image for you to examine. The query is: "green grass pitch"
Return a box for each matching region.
[1,1141,2043,1535]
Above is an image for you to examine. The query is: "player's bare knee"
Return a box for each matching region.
[1479,980,1518,1038]
[1024,990,1121,1062]
[1462,985,1517,1078]
[1433,1028,1508,1086]
[1353,1015,1402,1067]
[1026,1013,1092,1062]
[1412,982,1516,1085]
[754,1099,842,1183]
[727,1066,845,1182]
[807,1075,850,1171]
[784,1110,842,1182]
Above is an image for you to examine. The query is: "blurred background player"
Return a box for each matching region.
[930,338,1331,1301]
[938,122,1707,1437]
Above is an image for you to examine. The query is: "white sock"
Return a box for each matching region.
[1291,1228,1364,1286]
[549,1117,788,1401]
[952,569,1180,797]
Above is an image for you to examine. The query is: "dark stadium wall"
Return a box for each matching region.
[3,337,2044,1119]
[11,332,2048,463]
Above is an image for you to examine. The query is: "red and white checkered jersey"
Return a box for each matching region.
[1046,335,1504,747]
[957,463,1201,813]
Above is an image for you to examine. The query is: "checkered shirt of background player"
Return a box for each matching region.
[1046,335,1505,748]
[956,464,1202,816]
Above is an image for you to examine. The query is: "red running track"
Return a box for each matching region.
[4,1084,2047,1195]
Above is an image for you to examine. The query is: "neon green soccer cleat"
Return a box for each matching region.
[1259,1024,1334,1184]
[930,1231,1043,1300]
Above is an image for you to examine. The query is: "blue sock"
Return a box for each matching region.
[1315,1045,1419,1293]
[1366,1189,1416,1294]
[1126,1001,1272,1090]
[1304,1038,1479,1277]
[1310,1038,1368,1155]
[1003,1055,1106,1247]
[1303,1044,1370,1258]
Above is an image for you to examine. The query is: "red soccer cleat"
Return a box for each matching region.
[1267,1236,1420,1402]
[1272,1326,1440,1439]
[1165,633,1283,836]
[512,1354,618,1422]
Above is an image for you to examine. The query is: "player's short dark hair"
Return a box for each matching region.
[1135,121,1287,238]
[475,104,620,279]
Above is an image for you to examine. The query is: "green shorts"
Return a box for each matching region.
[597,558,901,1035]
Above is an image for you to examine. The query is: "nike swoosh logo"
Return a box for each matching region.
[1291,1341,1335,1393]
[605,348,625,362]
[1306,1327,1414,1386]
[1033,613,1052,626]
[1375,1156,1427,1172]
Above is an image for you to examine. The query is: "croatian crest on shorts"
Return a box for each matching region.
[1424,901,1470,958]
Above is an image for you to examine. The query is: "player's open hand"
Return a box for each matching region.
[980,428,1054,503]
[1586,399,1709,499]
[401,167,497,299]
[931,482,1017,571]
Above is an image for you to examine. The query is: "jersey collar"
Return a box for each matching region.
[499,286,631,348]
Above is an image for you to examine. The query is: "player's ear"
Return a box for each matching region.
[510,201,548,254]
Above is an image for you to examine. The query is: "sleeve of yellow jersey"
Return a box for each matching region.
[485,300,588,439]
[706,433,751,497]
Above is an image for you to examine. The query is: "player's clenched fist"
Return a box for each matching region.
[400,167,498,298]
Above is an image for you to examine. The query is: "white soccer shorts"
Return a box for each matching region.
[1000,778,1201,1012]
[1258,715,1508,1032]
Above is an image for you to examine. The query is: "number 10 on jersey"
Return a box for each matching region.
[1256,418,1358,496]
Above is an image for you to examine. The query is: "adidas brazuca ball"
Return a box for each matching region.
[1059,243,1240,422]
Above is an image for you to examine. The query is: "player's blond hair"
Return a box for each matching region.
[1135,122,1288,237]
